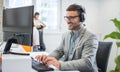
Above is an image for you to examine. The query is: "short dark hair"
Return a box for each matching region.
[66,4,85,22]
[34,12,39,16]
[66,4,85,15]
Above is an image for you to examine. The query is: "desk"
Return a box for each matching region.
[0,55,1,72]
[2,54,32,72]
[1,42,79,72]
[2,53,79,72]
[1,42,33,72]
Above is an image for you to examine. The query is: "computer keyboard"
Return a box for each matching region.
[31,57,54,72]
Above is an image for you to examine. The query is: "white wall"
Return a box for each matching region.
[43,32,62,53]
[0,0,3,41]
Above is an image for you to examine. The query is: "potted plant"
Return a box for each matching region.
[104,18,120,72]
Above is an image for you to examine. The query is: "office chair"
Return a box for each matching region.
[96,41,113,72]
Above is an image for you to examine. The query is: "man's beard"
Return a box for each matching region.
[67,22,80,30]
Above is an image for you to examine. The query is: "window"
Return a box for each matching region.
[34,0,60,30]
[4,0,60,31]
[5,0,32,8]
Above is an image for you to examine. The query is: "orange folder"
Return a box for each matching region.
[22,45,32,52]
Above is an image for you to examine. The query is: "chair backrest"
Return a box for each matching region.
[96,41,113,72]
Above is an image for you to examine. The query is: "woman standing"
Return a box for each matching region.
[33,12,46,51]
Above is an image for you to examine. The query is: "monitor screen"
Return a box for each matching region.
[3,6,34,46]
[3,6,34,33]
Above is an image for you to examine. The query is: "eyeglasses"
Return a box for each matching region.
[64,15,79,21]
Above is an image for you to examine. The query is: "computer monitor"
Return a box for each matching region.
[3,6,34,46]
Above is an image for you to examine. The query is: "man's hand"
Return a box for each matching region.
[45,57,61,69]
[35,55,61,69]
[35,55,47,64]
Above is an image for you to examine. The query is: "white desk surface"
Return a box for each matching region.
[3,53,79,72]
[2,54,32,72]
[0,42,79,72]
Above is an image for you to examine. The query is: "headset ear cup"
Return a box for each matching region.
[80,13,85,22]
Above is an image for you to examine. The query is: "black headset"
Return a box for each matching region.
[66,4,85,22]
[77,5,85,22]
[79,13,85,22]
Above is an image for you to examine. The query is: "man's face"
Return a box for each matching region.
[64,11,80,31]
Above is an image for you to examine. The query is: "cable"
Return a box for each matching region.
[0,41,4,47]
[9,51,30,56]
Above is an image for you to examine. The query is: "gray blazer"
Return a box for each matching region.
[49,27,98,72]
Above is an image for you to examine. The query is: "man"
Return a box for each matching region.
[36,4,98,72]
